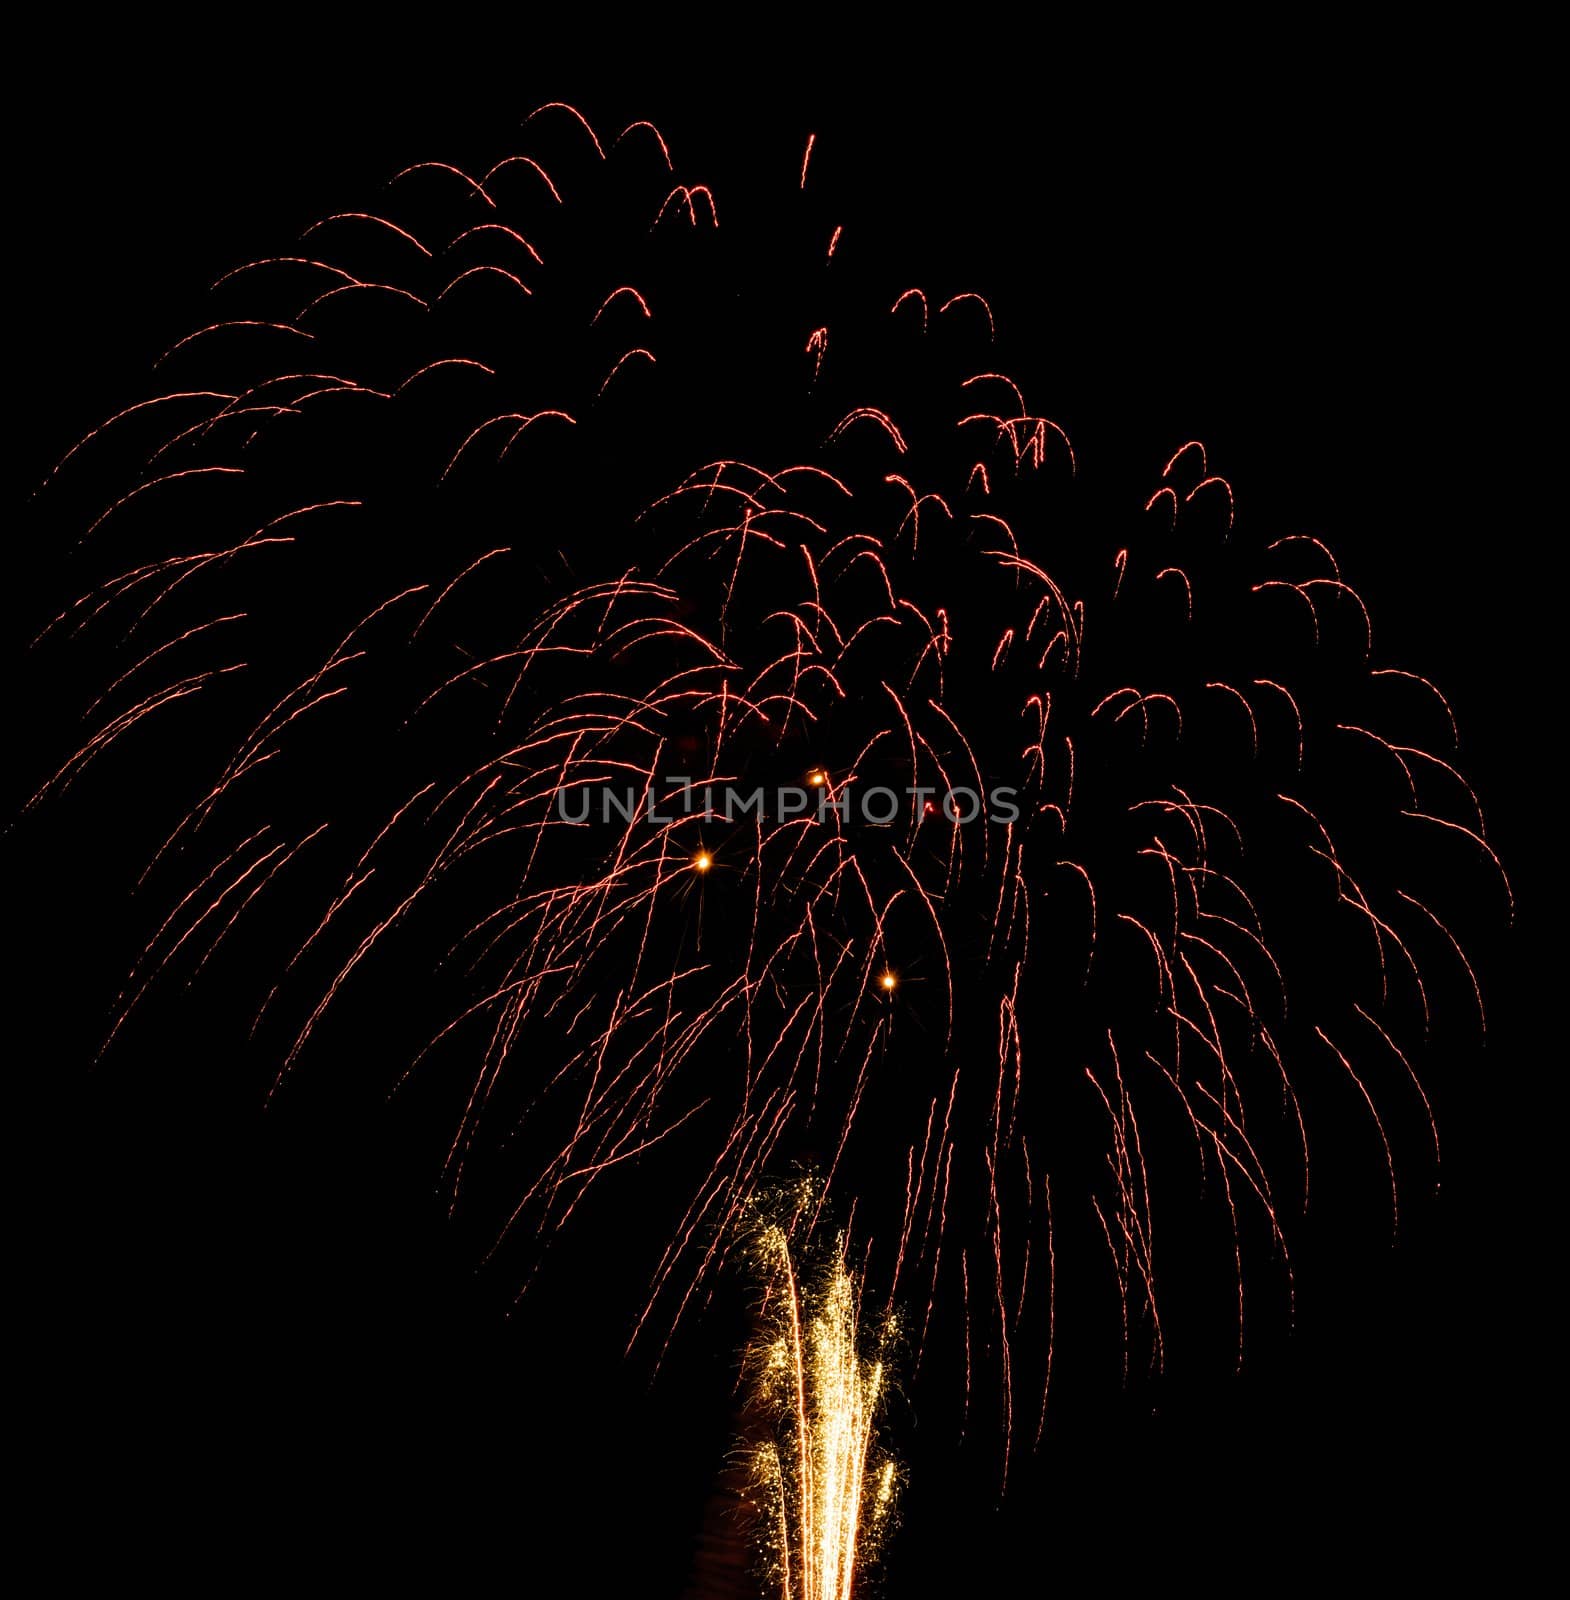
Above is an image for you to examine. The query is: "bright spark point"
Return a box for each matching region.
[879,972,897,992]
[693,851,712,873]
[808,769,827,787]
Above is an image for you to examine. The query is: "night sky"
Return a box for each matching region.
[10,29,1549,1594]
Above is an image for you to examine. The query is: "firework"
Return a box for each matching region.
[22,101,1509,1474]
[746,1216,898,1600]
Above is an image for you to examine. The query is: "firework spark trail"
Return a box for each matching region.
[23,102,1510,1469]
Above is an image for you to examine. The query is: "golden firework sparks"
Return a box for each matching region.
[750,1223,900,1600]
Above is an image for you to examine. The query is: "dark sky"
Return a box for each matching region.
[9,27,1550,1595]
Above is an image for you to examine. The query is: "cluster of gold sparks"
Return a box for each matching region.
[749,1223,899,1600]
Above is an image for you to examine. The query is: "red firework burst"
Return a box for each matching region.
[22,103,1510,1480]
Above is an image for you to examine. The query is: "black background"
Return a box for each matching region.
[9,25,1550,1594]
